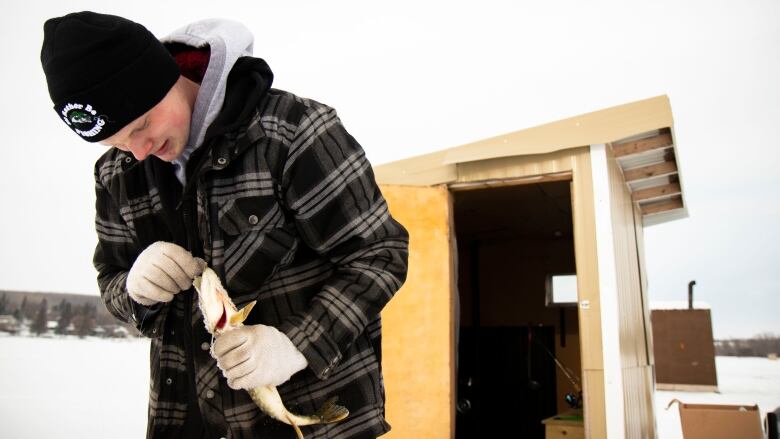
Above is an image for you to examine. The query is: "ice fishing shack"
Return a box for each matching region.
[376,95,688,438]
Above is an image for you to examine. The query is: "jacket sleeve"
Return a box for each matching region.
[277,105,409,380]
[92,160,167,338]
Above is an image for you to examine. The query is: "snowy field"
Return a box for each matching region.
[1,335,778,438]
[0,334,150,439]
[655,356,780,438]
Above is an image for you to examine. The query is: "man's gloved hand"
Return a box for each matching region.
[126,241,207,306]
[212,324,308,390]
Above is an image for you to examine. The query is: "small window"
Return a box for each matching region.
[546,274,578,306]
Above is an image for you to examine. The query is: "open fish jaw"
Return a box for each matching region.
[193,268,238,334]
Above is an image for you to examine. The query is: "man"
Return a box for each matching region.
[41,11,409,439]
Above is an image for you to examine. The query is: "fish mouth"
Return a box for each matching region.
[204,299,229,334]
[193,270,231,334]
[213,304,228,333]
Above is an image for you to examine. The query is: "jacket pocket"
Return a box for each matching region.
[118,192,170,247]
[217,195,299,294]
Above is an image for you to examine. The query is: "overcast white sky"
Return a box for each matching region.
[0,1,777,339]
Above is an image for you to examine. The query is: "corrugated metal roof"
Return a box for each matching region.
[375,95,688,226]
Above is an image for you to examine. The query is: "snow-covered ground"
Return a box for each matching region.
[0,334,150,439]
[1,336,778,438]
[655,356,780,438]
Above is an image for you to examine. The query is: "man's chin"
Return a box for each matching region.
[156,142,182,162]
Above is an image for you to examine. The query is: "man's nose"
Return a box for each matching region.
[128,139,153,160]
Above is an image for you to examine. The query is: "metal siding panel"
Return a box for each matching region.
[456,148,576,182]
[605,147,656,438]
[443,95,674,165]
[621,367,656,438]
[374,97,688,226]
[374,150,458,186]
[633,203,655,369]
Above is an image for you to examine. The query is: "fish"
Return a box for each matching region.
[193,267,349,439]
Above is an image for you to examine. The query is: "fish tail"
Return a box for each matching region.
[283,396,349,427]
[312,397,349,424]
[248,385,348,432]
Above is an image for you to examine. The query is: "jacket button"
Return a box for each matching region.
[124,157,132,163]
[217,157,227,165]
[166,378,173,385]
[201,342,210,351]
[248,215,259,225]
[206,390,215,399]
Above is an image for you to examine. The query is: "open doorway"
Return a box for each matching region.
[453,179,582,438]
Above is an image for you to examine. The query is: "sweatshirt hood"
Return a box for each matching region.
[160,19,254,183]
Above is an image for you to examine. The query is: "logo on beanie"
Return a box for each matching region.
[61,103,106,138]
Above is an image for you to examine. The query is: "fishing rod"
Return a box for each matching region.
[529,332,583,409]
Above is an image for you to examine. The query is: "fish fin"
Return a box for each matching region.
[314,397,349,424]
[229,300,256,325]
[285,413,304,439]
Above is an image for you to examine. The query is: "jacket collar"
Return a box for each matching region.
[180,56,274,193]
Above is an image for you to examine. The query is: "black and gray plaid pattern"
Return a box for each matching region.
[92,88,408,438]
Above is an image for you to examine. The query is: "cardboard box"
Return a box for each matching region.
[667,399,764,439]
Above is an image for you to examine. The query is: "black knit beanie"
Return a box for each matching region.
[40,11,180,143]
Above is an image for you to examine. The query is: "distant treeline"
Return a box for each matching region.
[0,290,138,337]
[715,334,780,357]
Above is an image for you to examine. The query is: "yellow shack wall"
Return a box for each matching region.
[379,184,455,439]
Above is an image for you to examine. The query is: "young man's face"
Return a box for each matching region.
[101,77,193,162]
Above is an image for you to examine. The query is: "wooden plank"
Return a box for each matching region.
[613,131,673,158]
[640,197,684,215]
[631,183,682,202]
[544,424,585,439]
[623,161,677,182]
[655,383,719,392]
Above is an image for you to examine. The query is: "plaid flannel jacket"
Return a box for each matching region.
[93,86,409,438]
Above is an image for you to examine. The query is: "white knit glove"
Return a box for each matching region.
[212,324,308,390]
[126,241,206,306]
